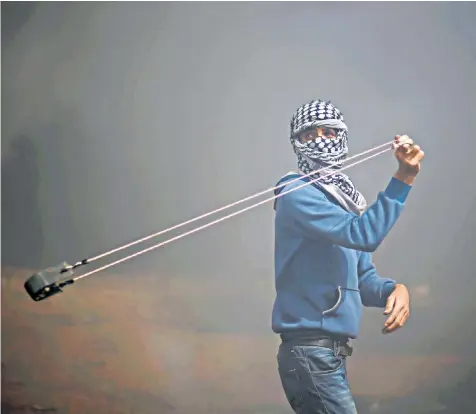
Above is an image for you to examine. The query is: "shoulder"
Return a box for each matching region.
[274,173,329,210]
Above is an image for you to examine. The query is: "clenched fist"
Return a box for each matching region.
[393,135,425,185]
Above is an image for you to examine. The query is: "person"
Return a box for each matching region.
[271,100,425,413]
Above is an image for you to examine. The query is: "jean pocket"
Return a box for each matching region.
[298,345,344,376]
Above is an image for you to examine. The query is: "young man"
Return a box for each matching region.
[272,100,424,413]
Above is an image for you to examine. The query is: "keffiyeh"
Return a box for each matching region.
[289,100,367,214]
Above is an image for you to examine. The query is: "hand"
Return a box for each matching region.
[382,284,410,334]
[392,135,425,185]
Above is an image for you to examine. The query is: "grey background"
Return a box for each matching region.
[2,1,476,411]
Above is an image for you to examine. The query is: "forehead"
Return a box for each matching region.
[290,102,345,138]
[301,126,338,134]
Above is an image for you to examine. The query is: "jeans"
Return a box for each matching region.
[277,343,358,414]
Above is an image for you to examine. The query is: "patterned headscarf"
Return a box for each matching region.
[289,100,367,210]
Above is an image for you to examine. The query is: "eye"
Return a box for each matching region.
[304,131,317,139]
[323,128,337,138]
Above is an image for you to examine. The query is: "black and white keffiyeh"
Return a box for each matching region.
[289,100,367,212]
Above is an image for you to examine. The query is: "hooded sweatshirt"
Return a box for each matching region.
[271,174,411,338]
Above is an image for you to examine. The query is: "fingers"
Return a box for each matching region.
[403,144,424,165]
[394,135,413,150]
[409,144,425,161]
[382,308,410,334]
[383,295,395,315]
[393,134,425,161]
[384,300,401,328]
[383,284,411,334]
[383,296,410,334]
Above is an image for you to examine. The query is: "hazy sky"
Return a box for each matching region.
[2,0,476,382]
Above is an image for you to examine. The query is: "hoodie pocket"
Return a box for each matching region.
[322,286,344,315]
[321,286,362,330]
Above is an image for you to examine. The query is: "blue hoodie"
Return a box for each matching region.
[272,174,412,339]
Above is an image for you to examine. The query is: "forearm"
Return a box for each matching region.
[358,252,396,307]
[360,277,396,308]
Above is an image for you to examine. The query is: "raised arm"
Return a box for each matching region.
[277,135,424,252]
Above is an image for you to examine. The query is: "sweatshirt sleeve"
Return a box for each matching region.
[277,177,411,252]
[357,251,396,307]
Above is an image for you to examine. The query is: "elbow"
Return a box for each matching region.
[363,241,380,253]
[361,229,386,252]
[348,224,384,252]
[352,218,387,252]
[355,239,382,253]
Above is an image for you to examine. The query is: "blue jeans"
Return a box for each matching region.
[277,343,358,414]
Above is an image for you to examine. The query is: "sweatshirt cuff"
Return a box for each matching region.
[382,280,397,301]
[385,177,412,203]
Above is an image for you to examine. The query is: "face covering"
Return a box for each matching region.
[289,100,367,214]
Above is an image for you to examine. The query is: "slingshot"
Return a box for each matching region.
[24,140,394,301]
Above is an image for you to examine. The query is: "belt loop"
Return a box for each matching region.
[333,340,338,357]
